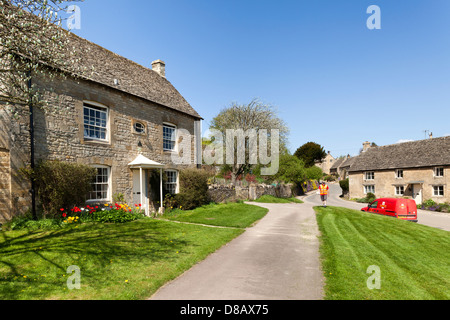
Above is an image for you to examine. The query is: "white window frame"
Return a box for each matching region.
[364,171,375,181]
[165,170,179,195]
[163,123,177,152]
[83,101,109,142]
[433,185,444,197]
[87,165,111,202]
[434,167,444,178]
[364,185,375,194]
[395,169,404,179]
[395,186,405,196]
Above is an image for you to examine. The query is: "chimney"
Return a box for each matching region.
[152,59,166,78]
[362,141,371,152]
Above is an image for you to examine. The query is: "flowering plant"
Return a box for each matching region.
[59,202,145,224]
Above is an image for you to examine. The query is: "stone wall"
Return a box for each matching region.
[207,183,296,203]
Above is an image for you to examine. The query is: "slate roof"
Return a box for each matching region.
[6,6,201,119]
[348,136,450,172]
[340,156,357,169]
[67,33,202,119]
[330,157,345,170]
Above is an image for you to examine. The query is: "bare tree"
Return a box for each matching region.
[209,98,289,184]
[0,0,88,115]
[0,0,88,220]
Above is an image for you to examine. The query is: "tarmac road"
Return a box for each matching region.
[150,201,324,300]
[303,183,450,232]
[150,183,449,300]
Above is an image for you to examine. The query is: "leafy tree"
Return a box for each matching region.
[273,153,306,183]
[294,142,327,168]
[209,98,289,184]
[305,166,323,181]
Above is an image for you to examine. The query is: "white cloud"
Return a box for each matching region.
[395,139,414,144]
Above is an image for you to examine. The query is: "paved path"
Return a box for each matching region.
[150,201,324,300]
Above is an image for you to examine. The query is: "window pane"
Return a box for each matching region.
[165,171,178,194]
[88,167,110,201]
[163,125,176,151]
[83,105,108,140]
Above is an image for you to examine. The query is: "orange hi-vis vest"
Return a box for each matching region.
[319,185,329,196]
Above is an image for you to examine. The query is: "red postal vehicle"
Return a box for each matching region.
[361,198,418,222]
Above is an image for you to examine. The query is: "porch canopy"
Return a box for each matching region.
[128,154,165,214]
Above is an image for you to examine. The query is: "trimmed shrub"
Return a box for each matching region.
[22,160,97,216]
[175,168,211,210]
[339,178,349,194]
[366,192,376,203]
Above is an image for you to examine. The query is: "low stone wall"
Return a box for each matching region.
[207,183,296,203]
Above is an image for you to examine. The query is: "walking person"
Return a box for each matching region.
[319,181,329,208]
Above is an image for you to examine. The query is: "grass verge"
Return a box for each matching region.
[0,202,269,300]
[161,202,269,228]
[251,195,303,204]
[314,206,450,300]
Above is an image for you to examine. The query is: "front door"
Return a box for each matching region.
[132,169,148,213]
[412,184,423,205]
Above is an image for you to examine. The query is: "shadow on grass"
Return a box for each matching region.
[0,220,198,299]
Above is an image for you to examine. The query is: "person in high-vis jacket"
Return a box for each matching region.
[319,182,329,208]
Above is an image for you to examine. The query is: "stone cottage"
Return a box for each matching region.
[0,33,202,221]
[315,151,335,175]
[348,136,450,204]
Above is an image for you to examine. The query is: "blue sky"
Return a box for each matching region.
[67,0,450,156]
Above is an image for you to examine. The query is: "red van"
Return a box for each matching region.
[361,198,418,222]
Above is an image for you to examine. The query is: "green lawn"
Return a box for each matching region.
[315,206,450,300]
[0,202,268,300]
[161,202,269,228]
[251,195,303,204]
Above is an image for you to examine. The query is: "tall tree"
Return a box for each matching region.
[208,98,289,184]
[0,0,87,219]
[294,142,327,168]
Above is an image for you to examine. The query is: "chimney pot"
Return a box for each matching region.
[152,59,166,78]
[362,141,372,152]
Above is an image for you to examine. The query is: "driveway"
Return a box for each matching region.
[303,183,450,232]
[150,201,324,300]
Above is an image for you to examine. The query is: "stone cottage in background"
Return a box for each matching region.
[314,151,335,175]
[348,136,450,204]
[0,33,202,221]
